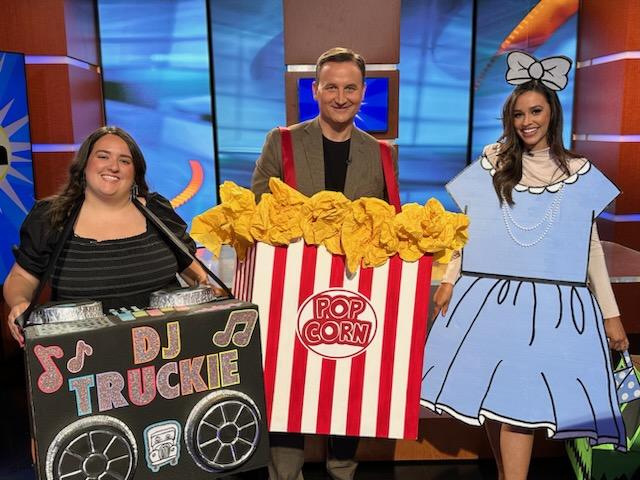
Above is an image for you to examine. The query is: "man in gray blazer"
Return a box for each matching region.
[251,116,395,202]
[251,47,398,480]
[252,49,397,203]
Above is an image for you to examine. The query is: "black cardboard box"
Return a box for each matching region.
[24,299,268,480]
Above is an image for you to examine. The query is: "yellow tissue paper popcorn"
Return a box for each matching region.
[342,197,398,273]
[219,181,257,245]
[192,178,469,270]
[191,207,231,258]
[394,203,428,262]
[300,191,351,255]
[419,198,469,263]
[191,181,256,260]
[250,178,308,245]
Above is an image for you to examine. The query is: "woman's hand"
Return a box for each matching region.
[4,264,39,349]
[432,282,454,320]
[7,301,29,348]
[180,260,209,287]
[604,316,628,351]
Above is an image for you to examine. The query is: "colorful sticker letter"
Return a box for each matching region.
[132,326,161,364]
[69,375,95,416]
[162,322,181,359]
[96,372,129,412]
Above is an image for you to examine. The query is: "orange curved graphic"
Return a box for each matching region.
[498,0,578,54]
[170,159,204,209]
[475,0,578,90]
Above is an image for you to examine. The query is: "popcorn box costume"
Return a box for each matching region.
[193,137,468,440]
[235,240,433,439]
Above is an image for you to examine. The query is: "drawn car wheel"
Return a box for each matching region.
[46,416,137,480]
[185,390,261,472]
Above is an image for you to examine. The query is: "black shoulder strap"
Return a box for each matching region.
[16,200,83,327]
[132,197,234,298]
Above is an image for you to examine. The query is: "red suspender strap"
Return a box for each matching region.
[379,140,401,212]
[278,126,297,189]
[279,128,398,211]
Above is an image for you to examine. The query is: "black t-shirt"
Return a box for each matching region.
[14,193,196,310]
[322,136,350,193]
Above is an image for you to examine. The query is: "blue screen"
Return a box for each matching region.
[209,0,285,190]
[98,0,217,226]
[395,0,473,210]
[0,51,34,282]
[297,77,389,133]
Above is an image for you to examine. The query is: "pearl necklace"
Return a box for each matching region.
[501,184,564,247]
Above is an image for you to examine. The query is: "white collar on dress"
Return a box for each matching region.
[480,154,591,194]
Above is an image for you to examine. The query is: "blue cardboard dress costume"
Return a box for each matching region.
[421,149,625,449]
[421,52,626,450]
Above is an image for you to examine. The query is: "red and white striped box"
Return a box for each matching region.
[235,241,432,440]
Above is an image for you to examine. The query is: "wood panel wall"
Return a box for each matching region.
[573,0,640,335]
[0,0,103,357]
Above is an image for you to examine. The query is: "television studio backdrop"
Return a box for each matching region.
[1,0,639,476]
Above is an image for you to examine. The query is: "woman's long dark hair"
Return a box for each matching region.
[48,126,150,229]
[493,80,580,205]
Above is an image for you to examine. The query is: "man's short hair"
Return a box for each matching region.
[315,47,366,83]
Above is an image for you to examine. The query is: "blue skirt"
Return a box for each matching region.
[421,274,626,450]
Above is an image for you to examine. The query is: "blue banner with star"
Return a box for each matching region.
[0,51,34,282]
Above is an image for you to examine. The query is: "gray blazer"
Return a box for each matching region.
[251,117,398,201]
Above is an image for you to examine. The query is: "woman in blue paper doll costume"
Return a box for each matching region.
[421,51,629,479]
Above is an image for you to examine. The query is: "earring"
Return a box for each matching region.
[130,183,139,201]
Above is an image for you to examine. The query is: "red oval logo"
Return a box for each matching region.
[296,289,377,359]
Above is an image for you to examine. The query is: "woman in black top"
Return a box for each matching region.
[3,126,207,346]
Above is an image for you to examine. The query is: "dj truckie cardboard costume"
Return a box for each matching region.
[24,299,270,480]
[421,51,628,450]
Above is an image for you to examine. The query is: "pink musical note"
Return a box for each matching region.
[66,340,94,374]
[34,345,64,394]
[212,309,258,348]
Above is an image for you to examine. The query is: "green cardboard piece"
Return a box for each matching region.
[567,438,640,480]
[566,362,640,479]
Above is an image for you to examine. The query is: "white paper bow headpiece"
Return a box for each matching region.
[505,51,572,91]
